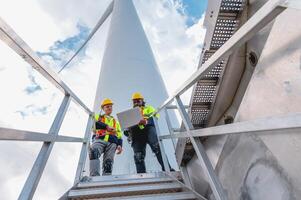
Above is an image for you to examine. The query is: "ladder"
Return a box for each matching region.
[63,172,199,200]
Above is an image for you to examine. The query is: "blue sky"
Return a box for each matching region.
[181,0,208,26]
[35,0,208,74]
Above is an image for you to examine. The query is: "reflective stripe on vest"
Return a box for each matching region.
[96,116,117,139]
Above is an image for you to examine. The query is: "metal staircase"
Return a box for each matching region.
[64,172,199,200]
[0,0,299,200]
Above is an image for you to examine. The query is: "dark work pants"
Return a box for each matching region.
[131,126,167,173]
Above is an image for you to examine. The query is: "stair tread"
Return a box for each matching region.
[77,177,174,189]
[69,182,182,199]
[85,171,181,183]
[84,191,196,200]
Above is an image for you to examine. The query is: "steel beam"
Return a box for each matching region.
[0,127,84,142]
[164,108,176,149]
[154,118,171,173]
[0,18,92,114]
[59,1,113,73]
[160,113,301,140]
[19,95,71,200]
[157,0,287,113]
[164,172,207,200]
[175,96,227,200]
[166,105,189,110]
[74,115,94,184]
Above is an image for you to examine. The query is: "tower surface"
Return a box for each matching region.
[93,0,175,174]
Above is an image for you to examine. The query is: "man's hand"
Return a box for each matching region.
[139,119,147,125]
[106,126,116,133]
[116,145,123,154]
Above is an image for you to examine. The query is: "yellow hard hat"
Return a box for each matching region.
[101,98,113,107]
[132,92,144,100]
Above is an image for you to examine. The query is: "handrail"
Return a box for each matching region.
[153,1,289,200]
[159,112,301,140]
[0,17,92,114]
[156,0,287,114]
[58,1,114,73]
[0,2,114,199]
[0,127,85,143]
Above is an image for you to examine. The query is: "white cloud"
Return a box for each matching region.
[0,0,64,51]
[0,0,206,199]
[134,0,206,103]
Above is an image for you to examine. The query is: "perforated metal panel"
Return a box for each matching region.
[220,0,244,12]
[211,18,239,49]
[189,0,245,129]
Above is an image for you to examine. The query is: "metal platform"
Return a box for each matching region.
[64,172,198,200]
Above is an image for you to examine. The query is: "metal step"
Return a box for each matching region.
[83,191,196,200]
[77,177,174,189]
[86,171,181,183]
[68,182,183,199]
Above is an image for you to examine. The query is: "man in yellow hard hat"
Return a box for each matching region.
[125,92,173,173]
[89,98,123,176]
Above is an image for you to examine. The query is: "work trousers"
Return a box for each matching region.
[131,126,167,173]
[89,140,117,176]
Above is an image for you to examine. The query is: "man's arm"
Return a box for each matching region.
[95,121,107,130]
[116,122,123,154]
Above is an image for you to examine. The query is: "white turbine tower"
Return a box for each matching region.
[93,0,176,174]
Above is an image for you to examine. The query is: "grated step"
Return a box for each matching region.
[68,182,183,199]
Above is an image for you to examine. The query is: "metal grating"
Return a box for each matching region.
[193,84,216,103]
[220,0,244,12]
[189,0,245,129]
[211,18,239,49]
[177,0,246,164]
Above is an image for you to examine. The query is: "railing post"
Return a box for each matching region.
[164,107,194,188]
[153,118,171,173]
[164,108,176,149]
[74,115,94,184]
[175,95,227,200]
[18,95,71,200]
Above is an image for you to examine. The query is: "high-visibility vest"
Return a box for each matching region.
[94,114,122,142]
[96,116,117,137]
[138,105,159,129]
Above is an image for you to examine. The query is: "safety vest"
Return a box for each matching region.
[96,116,117,137]
[139,105,159,129]
[94,114,122,142]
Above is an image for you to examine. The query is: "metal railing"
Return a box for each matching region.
[0,2,113,199]
[0,0,299,200]
[152,1,298,200]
